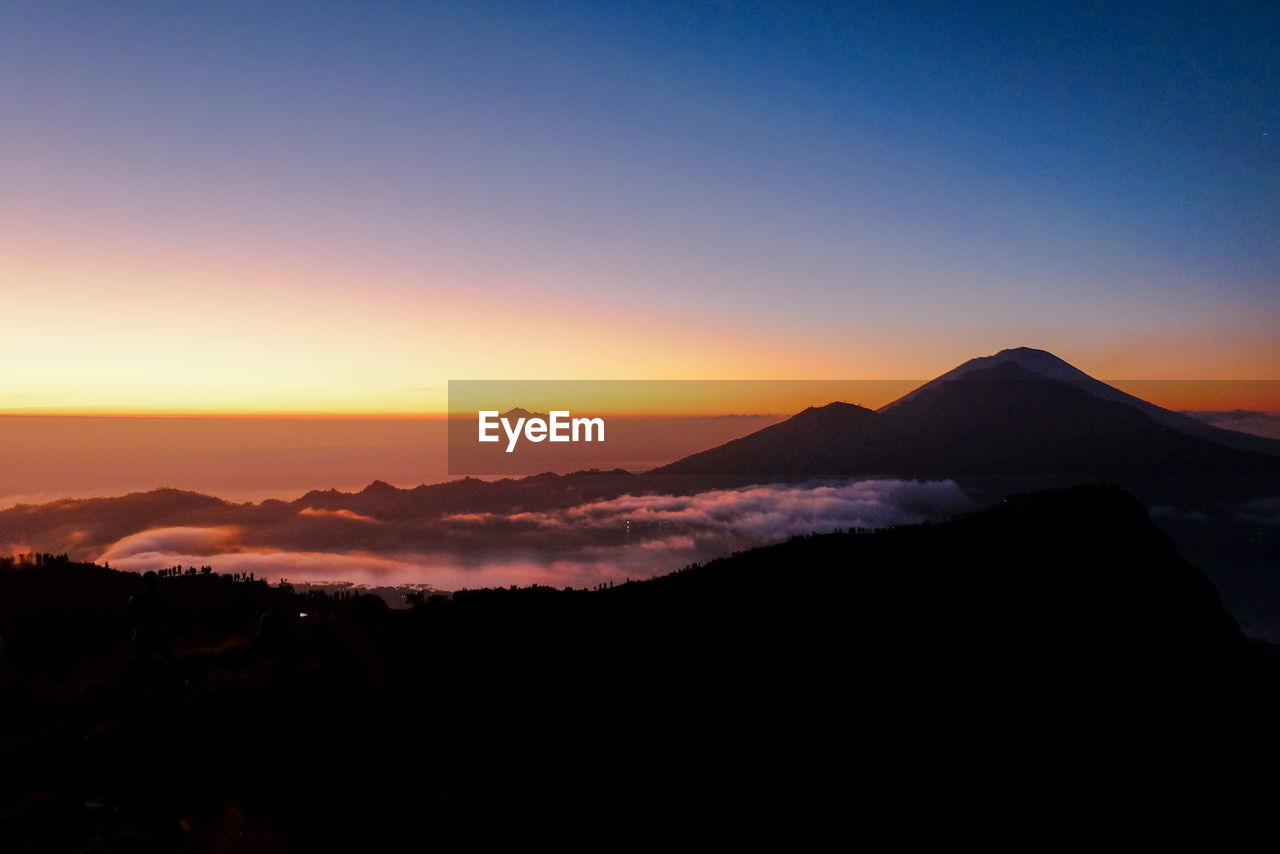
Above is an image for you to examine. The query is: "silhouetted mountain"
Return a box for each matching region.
[500,407,546,419]
[291,468,641,519]
[653,351,1280,480]
[2,485,1275,849]
[881,360,1280,474]
[885,346,1280,456]
[359,479,398,495]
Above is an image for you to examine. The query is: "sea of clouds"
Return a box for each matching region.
[97,479,977,591]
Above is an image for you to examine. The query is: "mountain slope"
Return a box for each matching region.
[646,401,886,476]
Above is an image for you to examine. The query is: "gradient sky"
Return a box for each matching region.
[3,1,1277,413]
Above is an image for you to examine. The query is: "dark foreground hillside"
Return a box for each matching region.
[2,484,1277,849]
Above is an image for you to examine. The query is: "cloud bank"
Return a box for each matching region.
[96,479,975,591]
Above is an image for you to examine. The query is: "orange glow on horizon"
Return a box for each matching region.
[4,379,1279,417]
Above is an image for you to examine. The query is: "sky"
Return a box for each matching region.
[2,0,1278,414]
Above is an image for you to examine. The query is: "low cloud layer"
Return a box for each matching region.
[487,478,970,537]
[297,507,383,524]
[99,526,243,564]
[96,479,976,591]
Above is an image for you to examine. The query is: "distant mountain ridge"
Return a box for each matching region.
[0,470,645,560]
[499,407,547,420]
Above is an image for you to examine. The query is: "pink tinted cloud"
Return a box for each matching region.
[98,526,242,563]
[298,507,382,524]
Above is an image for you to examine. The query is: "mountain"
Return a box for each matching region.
[650,482,1254,679]
[4,484,1275,849]
[884,346,1280,456]
[652,348,1280,479]
[499,407,547,420]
